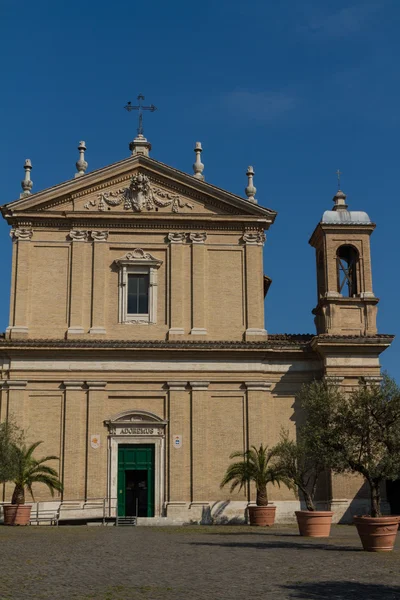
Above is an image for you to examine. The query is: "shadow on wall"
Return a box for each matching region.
[200,501,246,525]
[185,501,247,525]
[282,581,400,599]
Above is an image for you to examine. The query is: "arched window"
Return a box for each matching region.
[316,250,326,298]
[337,245,358,296]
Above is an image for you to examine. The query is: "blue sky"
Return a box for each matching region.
[1,0,399,377]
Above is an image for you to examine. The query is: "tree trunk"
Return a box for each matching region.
[11,484,25,505]
[256,484,268,506]
[370,480,381,518]
[304,490,315,512]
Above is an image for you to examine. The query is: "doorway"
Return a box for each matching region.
[386,479,400,515]
[118,445,155,517]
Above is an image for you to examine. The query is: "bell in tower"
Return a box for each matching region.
[309,187,378,336]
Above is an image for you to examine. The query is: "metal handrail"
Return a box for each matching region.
[19,497,119,526]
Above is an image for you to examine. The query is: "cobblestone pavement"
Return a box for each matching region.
[0,524,399,600]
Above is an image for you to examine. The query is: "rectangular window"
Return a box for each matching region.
[127,274,149,314]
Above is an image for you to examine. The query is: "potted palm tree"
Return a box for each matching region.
[220,444,284,526]
[3,441,63,526]
[273,432,333,537]
[0,419,23,484]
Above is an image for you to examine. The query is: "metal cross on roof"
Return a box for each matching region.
[336,169,342,190]
[124,94,157,136]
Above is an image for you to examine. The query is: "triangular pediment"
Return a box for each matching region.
[1,155,276,223]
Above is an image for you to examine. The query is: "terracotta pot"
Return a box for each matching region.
[3,504,32,526]
[248,505,276,526]
[295,510,333,537]
[353,515,400,552]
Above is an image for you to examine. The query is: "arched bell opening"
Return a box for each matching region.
[336,245,359,297]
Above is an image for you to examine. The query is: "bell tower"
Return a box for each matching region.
[309,188,378,336]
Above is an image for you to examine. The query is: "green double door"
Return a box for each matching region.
[118,445,155,517]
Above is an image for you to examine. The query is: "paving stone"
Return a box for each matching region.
[0,524,399,599]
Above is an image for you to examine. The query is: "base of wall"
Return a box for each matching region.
[3,498,389,525]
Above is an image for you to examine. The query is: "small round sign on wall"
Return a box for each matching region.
[173,435,182,449]
[90,435,101,449]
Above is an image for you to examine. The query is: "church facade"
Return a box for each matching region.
[0,133,393,523]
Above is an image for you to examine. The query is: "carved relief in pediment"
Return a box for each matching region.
[83,173,194,214]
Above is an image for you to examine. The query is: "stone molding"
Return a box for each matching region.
[360,375,383,384]
[323,375,345,385]
[114,248,163,267]
[10,228,33,241]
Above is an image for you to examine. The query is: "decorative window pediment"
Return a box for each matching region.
[105,410,167,436]
[114,249,163,324]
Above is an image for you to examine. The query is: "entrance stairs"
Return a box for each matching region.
[116,516,137,526]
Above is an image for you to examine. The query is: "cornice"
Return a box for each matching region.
[0,335,313,352]
[7,214,269,233]
[0,334,393,354]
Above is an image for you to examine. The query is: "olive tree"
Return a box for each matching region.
[283,375,400,518]
[0,420,24,483]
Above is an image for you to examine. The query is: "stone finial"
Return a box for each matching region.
[129,134,151,157]
[75,141,88,178]
[245,166,257,203]
[20,159,33,198]
[332,189,348,211]
[193,142,205,181]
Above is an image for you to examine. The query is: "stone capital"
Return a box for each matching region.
[10,228,33,241]
[6,380,27,390]
[68,230,88,242]
[86,381,107,390]
[168,232,186,244]
[189,381,210,391]
[189,232,207,244]
[167,381,187,391]
[90,230,109,242]
[244,381,272,391]
[242,232,266,246]
[63,380,85,390]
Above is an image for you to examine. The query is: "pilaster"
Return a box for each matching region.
[86,381,107,499]
[62,381,86,499]
[190,381,210,501]
[5,380,27,430]
[67,231,87,337]
[243,233,267,340]
[245,382,272,453]
[0,381,6,422]
[7,231,32,339]
[168,233,185,339]
[190,233,207,335]
[89,233,108,335]
[166,381,190,505]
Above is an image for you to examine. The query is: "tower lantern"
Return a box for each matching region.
[309,187,378,336]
